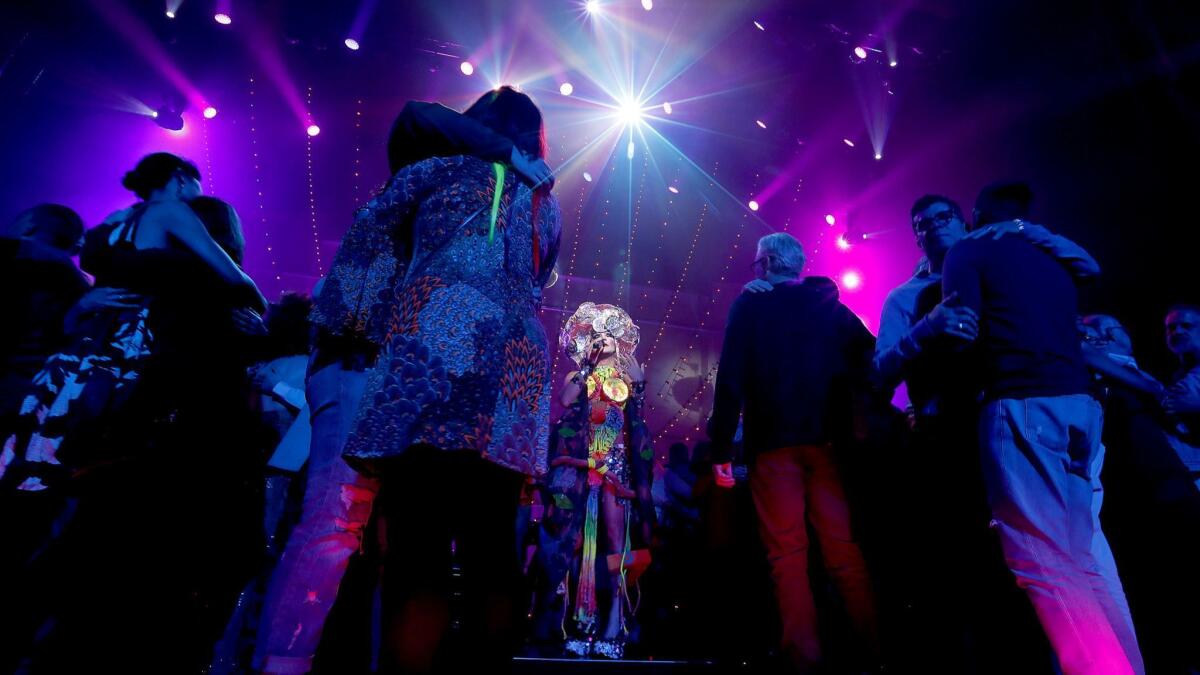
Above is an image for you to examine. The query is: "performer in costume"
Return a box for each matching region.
[536,302,655,659]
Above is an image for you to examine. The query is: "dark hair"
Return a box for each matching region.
[265,292,315,357]
[463,86,547,160]
[909,194,962,230]
[1166,304,1200,319]
[11,204,84,251]
[187,196,245,265]
[973,181,1033,228]
[122,152,201,200]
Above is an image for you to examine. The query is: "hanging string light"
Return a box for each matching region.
[352,98,364,206]
[551,182,590,378]
[305,85,323,273]
[247,76,280,283]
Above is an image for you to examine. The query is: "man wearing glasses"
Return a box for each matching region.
[873,192,1108,671]
[710,232,879,673]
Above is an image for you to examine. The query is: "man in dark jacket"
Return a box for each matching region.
[710,232,878,673]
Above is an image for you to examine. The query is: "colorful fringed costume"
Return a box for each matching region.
[535,303,655,658]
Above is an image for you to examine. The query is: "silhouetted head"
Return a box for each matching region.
[122,152,202,201]
[6,204,85,254]
[972,181,1033,229]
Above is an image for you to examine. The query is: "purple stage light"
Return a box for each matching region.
[460,61,474,76]
[662,101,673,114]
[756,120,767,129]
[583,172,593,182]
[668,186,679,194]
[306,124,321,137]
[837,234,851,251]
[214,13,232,25]
[874,152,882,160]
[753,20,765,31]
[825,214,836,226]
[841,270,862,290]
[203,106,218,119]
[843,138,855,147]
[559,82,574,96]
[854,46,868,59]
[642,0,653,9]
[748,200,760,211]
[165,10,175,19]
[344,38,360,51]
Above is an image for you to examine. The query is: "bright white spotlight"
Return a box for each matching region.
[214,13,232,25]
[668,186,679,194]
[756,120,767,129]
[841,270,862,290]
[642,0,653,9]
[825,214,836,226]
[306,124,321,137]
[843,138,855,148]
[753,20,765,31]
[344,38,360,51]
[583,172,593,182]
[585,0,600,13]
[559,82,574,96]
[854,46,868,59]
[837,234,852,251]
[889,60,898,67]
[662,101,673,115]
[203,106,218,119]
[874,152,883,160]
[617,98,643,125]
[460,61,474,76]
[165,10,176,18]
[748,200,760,211]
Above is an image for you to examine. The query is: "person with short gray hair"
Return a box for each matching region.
[709,231,879,672]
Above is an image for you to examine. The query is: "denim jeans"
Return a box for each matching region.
[255,359,380,674]
[980,394,1143,675]
[749,444,879,672]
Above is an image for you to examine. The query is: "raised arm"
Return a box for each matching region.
[968,220,1100,280]
[150,200,266,309]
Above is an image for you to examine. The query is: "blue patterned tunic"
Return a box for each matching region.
[318,155,560,477]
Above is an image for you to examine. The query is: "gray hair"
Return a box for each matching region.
[757,232,806,277]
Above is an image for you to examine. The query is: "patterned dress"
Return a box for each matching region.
[317,155,561,477]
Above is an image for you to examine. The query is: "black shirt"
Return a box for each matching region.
[942,234,1090,402]
[709,277,875,464]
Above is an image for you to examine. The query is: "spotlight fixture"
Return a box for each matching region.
[152,104,184,131]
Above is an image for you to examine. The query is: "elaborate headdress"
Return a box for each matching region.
[559,302,640,367]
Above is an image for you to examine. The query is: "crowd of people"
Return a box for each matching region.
[1,83,1198,675]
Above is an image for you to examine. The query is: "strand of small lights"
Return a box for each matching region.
[636,160,682,317]
[659,362,720,441]
[616,153,649,307]
[644,161,718,364]
[654,169,759,440]
[550,182,589,379]
[201,116,215,194]
[645,200,708,364]
[247,77,280,282]
[586,162,618,300]
[352,98,364,206]
[305,85,323,273]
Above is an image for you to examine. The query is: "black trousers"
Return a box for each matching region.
[377,448,524,674]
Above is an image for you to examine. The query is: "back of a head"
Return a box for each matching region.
[8,204,84,252]
[757,232,806,278]
[973,181,1033,228]
[464,86,547,159]
[122,152,201,200]
[188,196,245,264]
[266,292,315,356]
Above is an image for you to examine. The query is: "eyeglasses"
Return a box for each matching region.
[750,255,771,272]
[913,210,958,234]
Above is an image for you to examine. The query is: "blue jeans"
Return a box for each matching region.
[254,360,379,674]
[980,394,1142,675]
